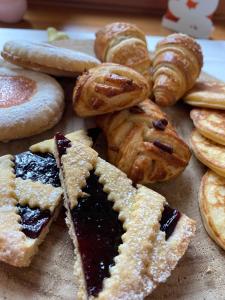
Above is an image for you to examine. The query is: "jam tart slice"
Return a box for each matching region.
[0,129,91,267]
[55,134,196,299]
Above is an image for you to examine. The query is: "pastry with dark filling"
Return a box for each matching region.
[97,99,191,184]
[55,133,196,299]
[0,130,91,267]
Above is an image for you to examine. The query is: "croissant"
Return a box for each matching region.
[97,99,191,184]
[73,63,150,117]
[152,33,203,106]
[94,22,151,83]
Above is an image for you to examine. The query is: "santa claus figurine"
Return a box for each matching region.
[0,0,27,23]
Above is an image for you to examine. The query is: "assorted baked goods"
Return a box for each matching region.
[2,40,100,77]
[0,61,64,142]
[152,33,203,106]
[73,63,150,116]
[54,132,195,299]
[184,80,225,109]
[97,99,191,183]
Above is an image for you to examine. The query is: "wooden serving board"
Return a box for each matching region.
[0,39,224,300]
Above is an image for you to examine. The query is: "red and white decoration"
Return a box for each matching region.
[162,0,220,38]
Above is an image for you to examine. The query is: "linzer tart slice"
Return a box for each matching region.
[55,133,196,299]
[0,130,91,267]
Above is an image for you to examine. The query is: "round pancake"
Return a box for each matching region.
[190,130,225,178]
[0,63,64,142]
[1,40,100,77]
[199,170,225,250]
[184,81,225,110]
[190,109,225,146]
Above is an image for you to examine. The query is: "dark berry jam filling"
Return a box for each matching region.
[160,205,181,240]
[55,132,72,159]
[15,151,60,187]
[153,140,173,154]
[17,204,51,239]
[71,170,124,297]
[152,118,168,131]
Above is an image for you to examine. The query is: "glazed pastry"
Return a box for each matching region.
[191,130,225,178]
[152,33,203,106]
[54,133,196,299]
[94,22,151,83]
[184,80,225,109]
[97,99,191,184]
[190,108,225,146]
[2,40,100,77]
[0,130,91,267]
[199,170,225,250]
[0,62,64,142]
[73,63,150,117]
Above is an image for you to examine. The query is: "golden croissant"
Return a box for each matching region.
[152,33,203,106]
[73,63,150,117]
[97,99,191,184]
[94,22,151,83]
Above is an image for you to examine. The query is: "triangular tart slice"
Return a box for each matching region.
[0,130,91,267]
[55,133,196,299]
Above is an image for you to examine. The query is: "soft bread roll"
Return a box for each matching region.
[94,22,151,83]
[152,33,203,106]
[97,99,191,184]
[73,63,150,117]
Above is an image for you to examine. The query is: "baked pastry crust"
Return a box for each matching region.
[97,99,191,184]
[55,137,196,299]
[199,170,225,250]
[184,80,225,109]
[152,33,203,106]
[191,130,225,178]
[2,40,100,77]
[73,63,150,117]
[190,108,225,146]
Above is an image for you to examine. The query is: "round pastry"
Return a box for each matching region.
[97,99,191,184]
[73,63,150,117]
[190,108,225,146]
[184,81,225,109]
[0,63,64,142]
[191,130,225,178]
[1,40,100,77]
[199,170,225,250]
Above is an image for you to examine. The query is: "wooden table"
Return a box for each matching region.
[0,3,225,39]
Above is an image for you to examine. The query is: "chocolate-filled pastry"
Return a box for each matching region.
[94,22,151,83]
[97,99,191,184]
[54,134,195,299]
[152,33,203,106]
[73,63,150,117]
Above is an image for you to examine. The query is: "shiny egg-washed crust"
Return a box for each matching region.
[94,22,151,84]
[152,33,203,106]
[30,130,92,154]
[0,154,62,267]
[191,130,225,178]
[56,140,195,299]
[184,81,225,109]
[72,63,150,117]
[97,99,191,184]
[190,109,225,146]
[199,171,225,250]
[2,40,100,77]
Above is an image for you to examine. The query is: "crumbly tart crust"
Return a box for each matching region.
[55,139,196,300]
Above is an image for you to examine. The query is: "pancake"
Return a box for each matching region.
[190,130,225,178]
[199,170,225,250]
[0,63,64,142]
[184,80,225,110]
[190,108,225,146]
[1,40,100,77]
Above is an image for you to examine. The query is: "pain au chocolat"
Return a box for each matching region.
[54,132,195,299]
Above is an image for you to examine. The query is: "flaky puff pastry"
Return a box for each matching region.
[152,33,203,106]
[97,99,191,184]
[94,22,151,84]
[73,63,150,117]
